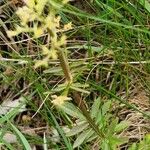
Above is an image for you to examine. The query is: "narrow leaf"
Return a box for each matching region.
[115,121,129,133]
[90,98,101,119]
[66,122,88,137]
[10,123,32,150]
[102,101,111,115]
[139,0,150,13]
[61,102,85,119]
[73,129,92,148]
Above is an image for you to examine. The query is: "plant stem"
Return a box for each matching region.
[57,48,72,83]
[73,92,105,139]
[47,28,72,83]
[47,27,104,138]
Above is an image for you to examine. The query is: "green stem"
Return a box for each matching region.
[47,28,72,83]
[57,48,72,83]
[73,92,105,139]
[47,27,104,139]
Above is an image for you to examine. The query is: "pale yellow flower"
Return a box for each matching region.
[51,95,71,106]
[49,49,58,60]
[16,7,30,24]
[35,0,48,15]
[7,30,18,37]
[23,0,35,8]
[64,22,72,30]
[34,58,48,68]
[45,14,60,31]
[56,35,67,47]
[54,16,61,28]
[42,46,49,55]
[33,26,44,38]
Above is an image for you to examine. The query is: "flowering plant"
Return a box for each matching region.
[7,0,73,105]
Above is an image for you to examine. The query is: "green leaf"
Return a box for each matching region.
[44,67,62,74]
[128,143,137,150]
[73,129,93,148]
[66,122,89,136]
[10,123,32,150]
[109,135,128,149]
[139,0,150,13]
[61,102,85,119]
[114,121,129,133]
[138,134,150,150]
[46,108,73,150]
[70,86,90,94]
[95,111,102,124]
[85,130,96,142]
[107,118,119,136]
[145,134,150,144]
[90,98,101,119]
[102,101,111,115]
[101,139,110,150]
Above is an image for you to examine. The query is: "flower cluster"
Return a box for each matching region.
[7,0,72,68]
[51,95,71,106]
[7,0,74,106]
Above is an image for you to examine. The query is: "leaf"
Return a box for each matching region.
[44,67,62,74]
[137,134,150,149]
[0,97,26,115]
[109,135,128,149]
[70,86,90,94]
[101,139,110,150]
[85,130,96,142]
[61,102,85,120]
[95,111,102,124]
[139,0,150,13]
[90,98,101,119]
[102,101,111,115]
[107,118,119,136]
[97,113,112,129]
[70,83,90,94]
[0,97,27,124]
[10,123,32,150]
[114,121,130,133]
[73,129,92,148]
[128,143,137,150]
[66,122,89,137]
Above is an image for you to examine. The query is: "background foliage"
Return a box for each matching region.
[0,0,150,149]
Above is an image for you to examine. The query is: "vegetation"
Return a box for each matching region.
[0,0,150,149]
